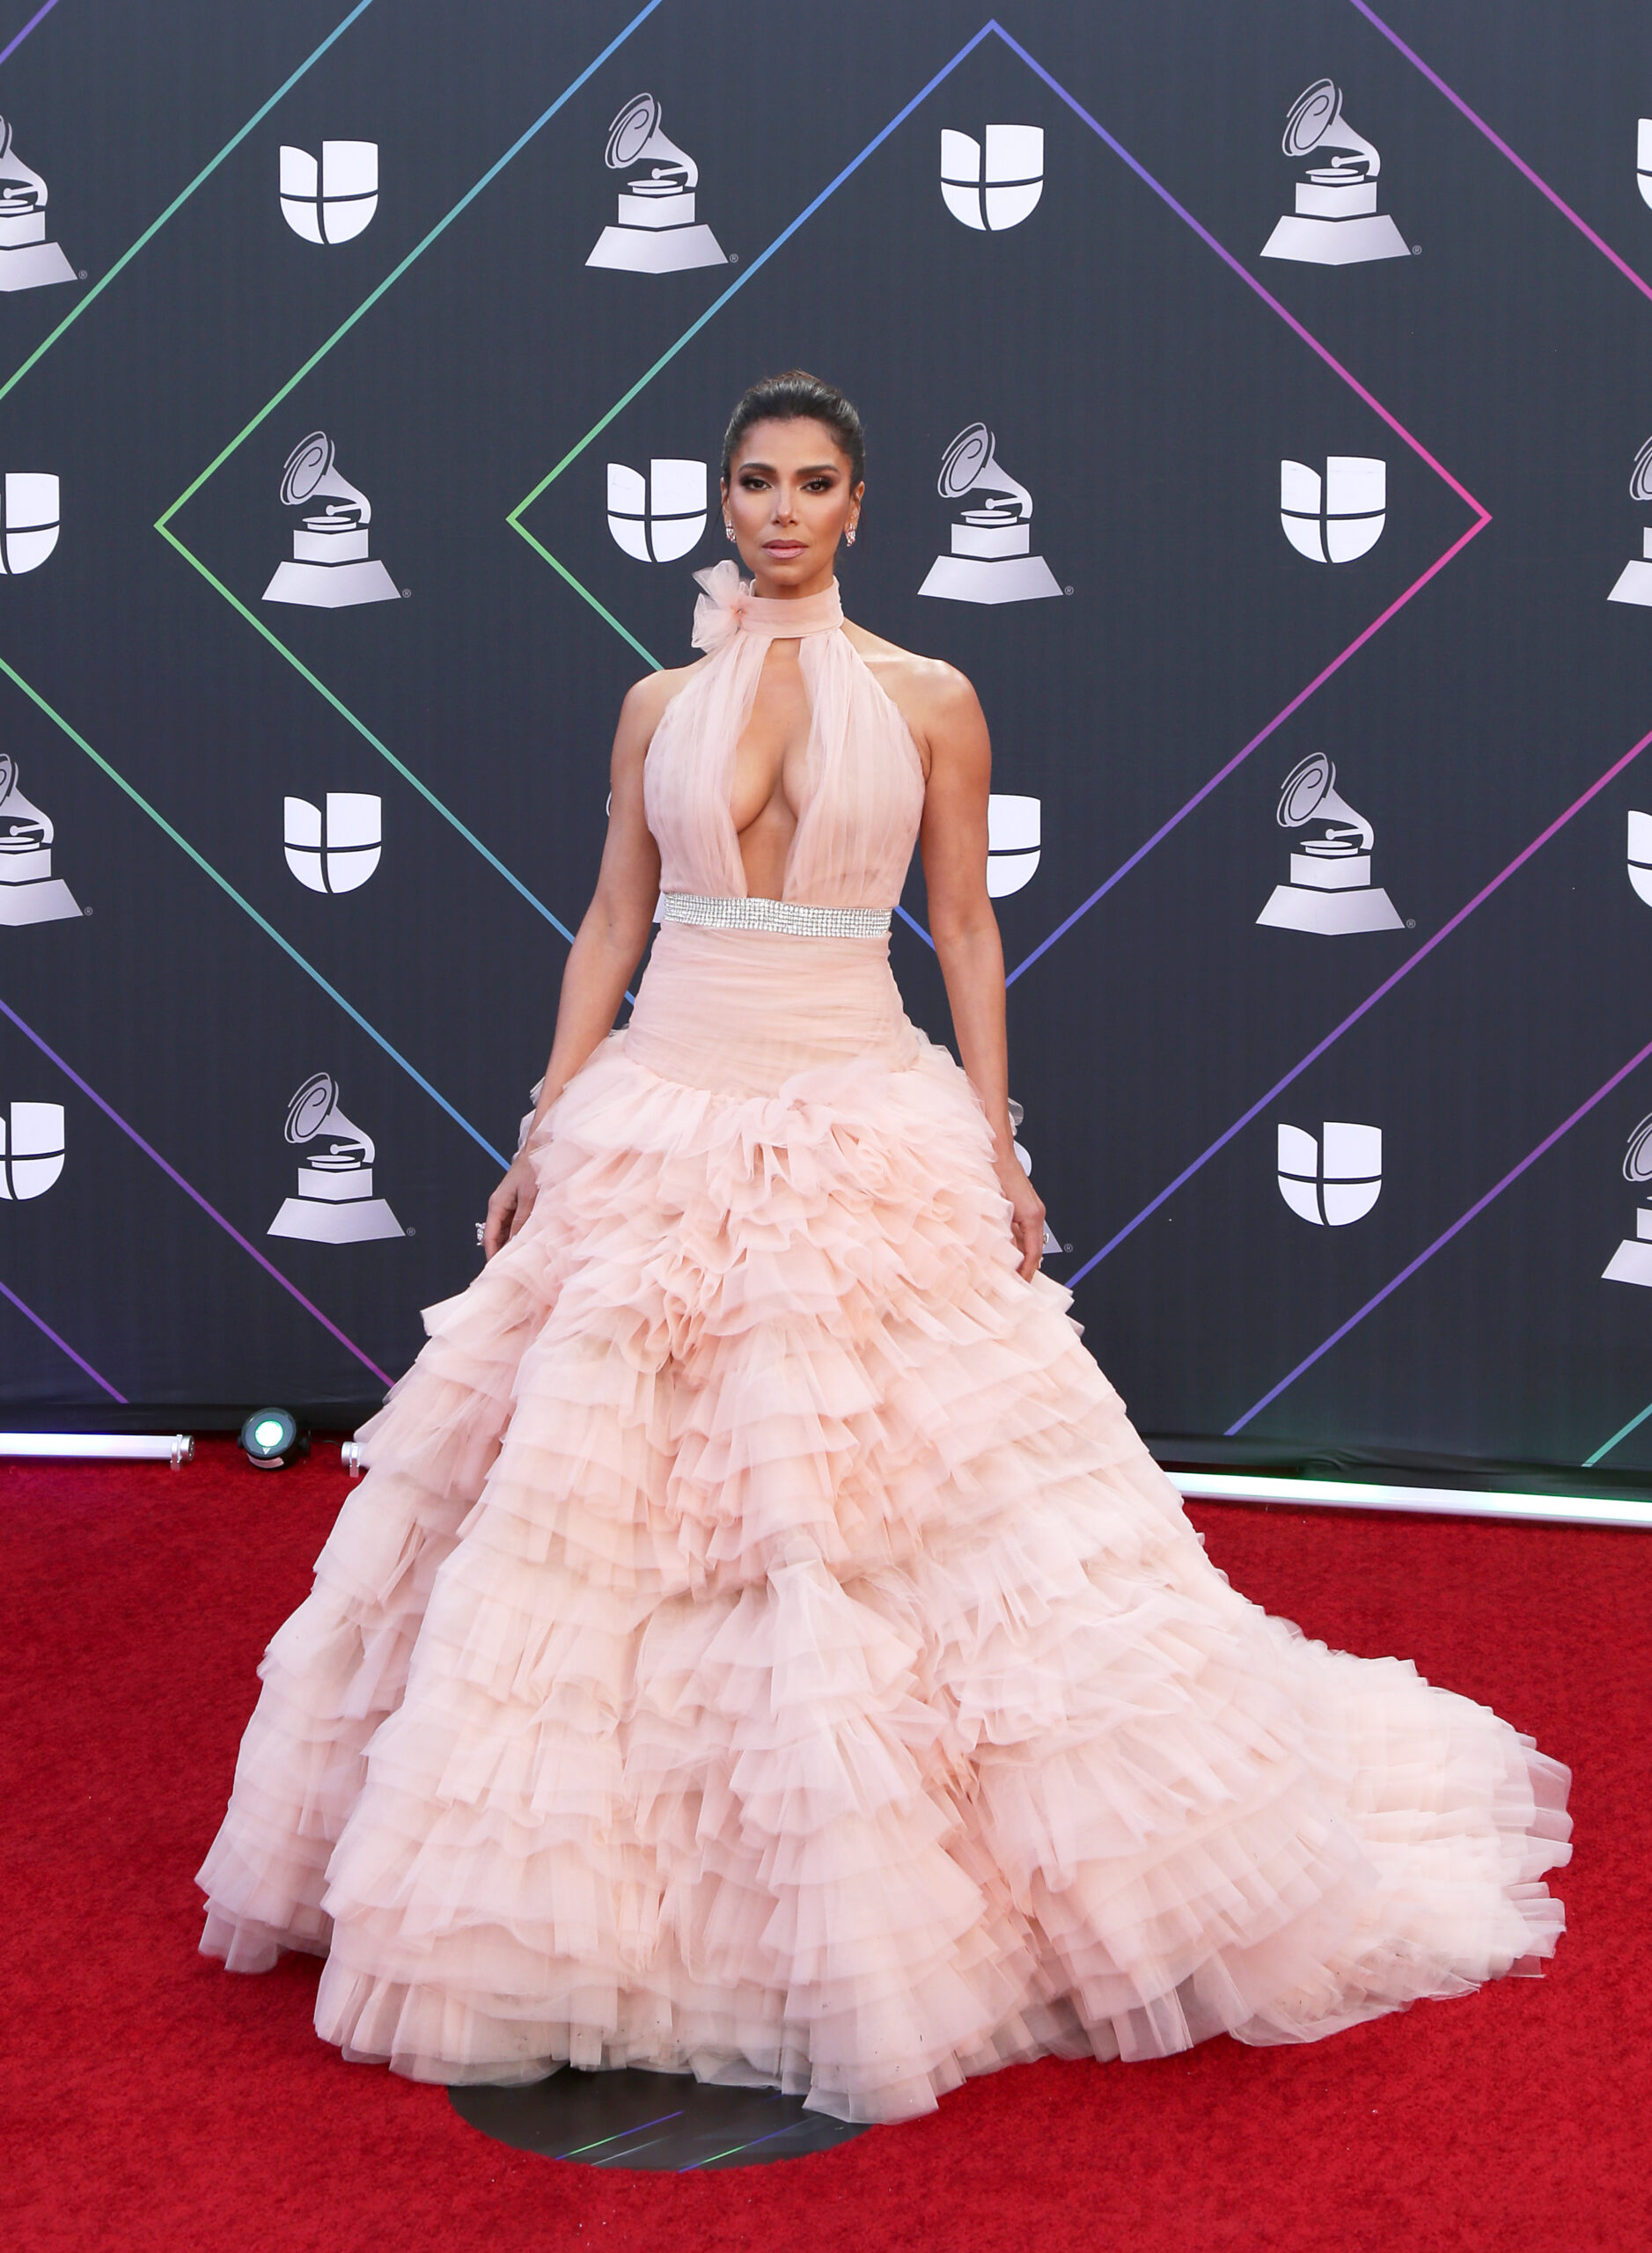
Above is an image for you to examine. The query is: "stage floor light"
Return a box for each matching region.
[239,1409,308,1470]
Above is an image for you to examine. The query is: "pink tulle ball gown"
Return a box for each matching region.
[199,563,1571,2125]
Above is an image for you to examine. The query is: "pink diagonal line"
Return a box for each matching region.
[992,21,1490,516]
[1008,515,1486,985]
[990,21,1490,987]
[1067,716,1652,1287]
[0,0,62,71]
[0,994,394,1387]
[0,1273,125,1400]
[1348,0,1652,310]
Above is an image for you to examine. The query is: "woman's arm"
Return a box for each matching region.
[915,669,1047,1281]
[481,675,666,1259]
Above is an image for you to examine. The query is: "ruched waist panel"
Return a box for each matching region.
[621,920,921,1095]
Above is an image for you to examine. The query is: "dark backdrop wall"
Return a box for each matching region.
[4,0,1652,1471]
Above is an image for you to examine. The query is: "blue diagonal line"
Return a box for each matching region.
[508,19,998,523]
[0,1273,124,1401]
[151,0,671,949]
[161,0,671,520]
[0,0,377,406]
[1063,721,1652,1288]
[1228,1030,1652,1435]
[0,656,509,1168]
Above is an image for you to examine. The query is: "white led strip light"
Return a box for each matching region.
[0,1433,194,1465]
[1171,1471,1652,1530]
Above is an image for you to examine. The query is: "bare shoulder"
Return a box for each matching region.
[615,655,711,755]
[840,623,983,773]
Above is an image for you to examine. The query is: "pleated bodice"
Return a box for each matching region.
[642,561,926,909]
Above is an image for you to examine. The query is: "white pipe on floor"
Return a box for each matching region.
[1171,1471,1652,1530]
[0,1433,194,1466]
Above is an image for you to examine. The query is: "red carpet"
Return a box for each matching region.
[4,1437,1647,2253]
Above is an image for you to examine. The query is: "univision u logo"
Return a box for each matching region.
[1277,1120,1382,1225]
[1280,457,1384,562]
[987,794,1041,896]
[284,793,381,893]
[607,459,707,561]
[0,1099,64,1200]
[279,143,378,243]
[940,127,1044,231]
[0,473,58,574]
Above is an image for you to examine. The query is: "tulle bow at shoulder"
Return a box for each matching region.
[691,560,752,654]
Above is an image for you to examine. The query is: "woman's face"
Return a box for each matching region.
[722,417,863,597]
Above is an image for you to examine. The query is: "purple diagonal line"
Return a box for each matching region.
[0,0,62,70]
[1006,517,1483,986]
[1348,0,1652,310]
[987,24,1489,987]
[0,1273,124,1400]
[1229,1028,1652,1434]
[1066,718,1652,1289]
[989,24,1487,512]
[0,995,394,1386]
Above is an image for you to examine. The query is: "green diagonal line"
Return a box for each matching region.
[510,523,663,671]
[156,0,667,527]
[0,654,509,1169]
[0,0,378,408]
[1582,1398,1652,1468]
[504,21,993,653]
[154,523,577,940]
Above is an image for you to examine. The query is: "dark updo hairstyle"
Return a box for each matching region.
[720,370,866,489]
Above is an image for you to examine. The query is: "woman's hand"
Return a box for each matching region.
[993,1145,1046,1282]
[483,1156,539,1261]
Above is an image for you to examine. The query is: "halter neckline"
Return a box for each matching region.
[690,561,844,652]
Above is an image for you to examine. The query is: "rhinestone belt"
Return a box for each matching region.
[657,892,892,938]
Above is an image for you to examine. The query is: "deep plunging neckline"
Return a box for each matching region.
[721,629,925,904]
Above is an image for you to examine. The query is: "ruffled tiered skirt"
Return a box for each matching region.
[198,924,1571,2123]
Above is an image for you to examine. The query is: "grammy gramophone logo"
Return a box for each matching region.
[0,116,75,292]
[940,127,1044,231]
[0,753,81,926]
[606,459,708,561]
[0,473,59,575]
[987,794,1041,897]
[1281,458,1385,563]
[263,434,400,609]
[279,141,378,244]
[1607,435,1652,607]
[1261,78,1409,266]
[919,423,1061,604]
[1638,121,1652,209]
[586,93,726,273]
[1256,754,1402,935]
[283,794,381,893]
[1601,1112,1652,1288]
[1277,1121,1383,1226]
[268,1072,403,1244]
[0,1099,64,1200]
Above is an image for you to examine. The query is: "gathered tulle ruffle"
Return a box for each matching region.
[197,993,1571,2123]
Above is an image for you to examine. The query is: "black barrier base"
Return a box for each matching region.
[448,2066,871,2169]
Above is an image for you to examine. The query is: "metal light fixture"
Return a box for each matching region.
[238,1408,308,1470]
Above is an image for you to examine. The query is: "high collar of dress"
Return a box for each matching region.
[691,560,844,652]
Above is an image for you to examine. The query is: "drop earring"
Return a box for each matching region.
[723,518,735,541]
[846,521,858,547]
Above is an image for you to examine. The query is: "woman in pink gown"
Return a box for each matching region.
[199,372,1570,2125]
